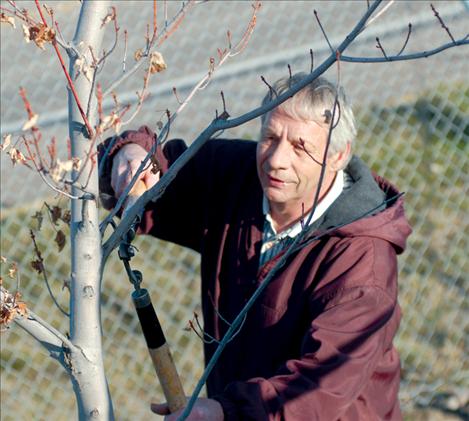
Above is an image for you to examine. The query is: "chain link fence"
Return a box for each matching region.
[1,1,468,420]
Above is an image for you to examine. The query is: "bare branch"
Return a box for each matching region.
[431,3,456,43]
[375,36,389,60]
[103,0,197,97]
[100,4,261,233]
[314,9,334,53]
[1,285,73,352]
[30,229,70,317]
[260,75,277,98]
[397,23,412,56]
[33,0,94,138]
[341,37,468,63]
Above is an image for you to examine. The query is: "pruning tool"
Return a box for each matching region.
[118,180,186,413]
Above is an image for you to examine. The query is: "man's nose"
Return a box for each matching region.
[267,138,291,170]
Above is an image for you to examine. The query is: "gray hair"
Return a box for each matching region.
[260,73,356,165]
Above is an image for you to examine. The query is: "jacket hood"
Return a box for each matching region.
[311,156,412,254]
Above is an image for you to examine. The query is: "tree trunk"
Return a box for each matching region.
[68,1,113,419]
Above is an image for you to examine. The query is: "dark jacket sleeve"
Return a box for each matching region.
[97,125,213,251]
[98,125,163,210]
[214,239,400,420]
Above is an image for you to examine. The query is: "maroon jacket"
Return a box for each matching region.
[99,126,412,420]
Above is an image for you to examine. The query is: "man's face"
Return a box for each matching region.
[256,109,337,217]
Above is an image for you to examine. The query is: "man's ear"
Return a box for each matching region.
[328,142,351,171]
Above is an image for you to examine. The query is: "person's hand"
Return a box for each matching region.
[111,143,160,199]
[151,398,224,420]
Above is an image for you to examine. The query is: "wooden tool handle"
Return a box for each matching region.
[149,344,187,413]
[132,289,186,413]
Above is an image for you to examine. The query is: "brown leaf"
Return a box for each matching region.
[0,134,11,152]
[101,6,116,28]
[28,23,55,50]
[0,13,16,29]
[134,48,144,62]
[50,205,62,225]
[61,210,71,225]
[149,51,166,74]
[31,259,44,274]
[32,211,44,231]
[8,148,27,166]
[73,57,94,82]
[55,230,66,252]
[0,256,7,264]
[22,113,38,131]
[99,112,121,134]
[22,24,31,43]
[8,263,17,279]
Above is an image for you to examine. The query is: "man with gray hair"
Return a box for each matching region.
[99,73,411,420]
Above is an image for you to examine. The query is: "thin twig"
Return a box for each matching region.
[341,37,469,63]
[314,9,334,53]
[23,138,79,200]
[30,229,70,317]
[123,29,128,72]
[103,0,196,97]
[260,76,277,98]
[397,23,412,56]
[310,48,314,73]
[431,3,456,43]
[375,37,388,60]
[34,0,94,138]
[100,3,260,232]
[153,0,157,36]
[120,66,152,126]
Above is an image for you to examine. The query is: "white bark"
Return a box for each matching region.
[68,1,113,420]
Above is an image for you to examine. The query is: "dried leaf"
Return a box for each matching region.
[49,159,75,183]
[59,160,74,172]
[55,230,66,252]
[61,210,71,225]
[22,113,38,131]
[8,263,17,279]
[72,158,81,171]
[22,24,31,43]
[49,165,62,183]
[8,148,27,166]
[0,134,11,152]
[50,205,62,225]
[0,286,28,328]
[28,23,55,50]
[0,13,16,29]
[0,256,7,263]
[73,57,93,82]
[134,48,144,61]
[32,211,44,231]
[99,112,121,134]
[31,259,44,274]
[15,301,28,317]
[149,51,166,74]
[101,7,116,28]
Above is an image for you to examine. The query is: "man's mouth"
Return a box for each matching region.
[267,174,286,186]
